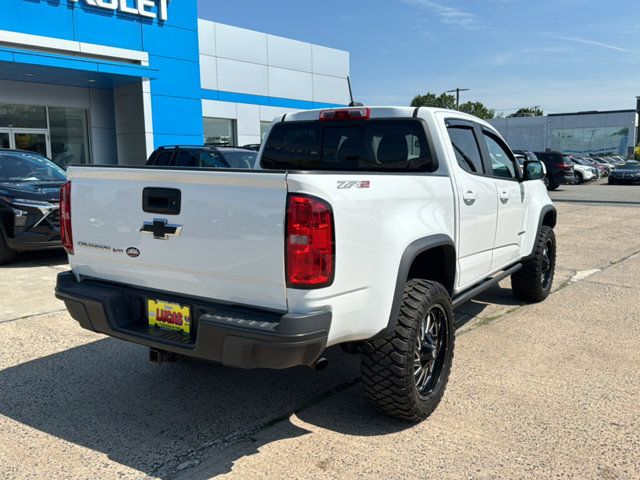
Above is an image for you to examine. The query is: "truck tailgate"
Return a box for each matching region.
[67,167,288,311]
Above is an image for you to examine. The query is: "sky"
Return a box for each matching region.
[197,0,640,115]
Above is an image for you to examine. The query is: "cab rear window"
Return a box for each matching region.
[261,120,436,172]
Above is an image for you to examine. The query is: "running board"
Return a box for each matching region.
[452,263,522,309]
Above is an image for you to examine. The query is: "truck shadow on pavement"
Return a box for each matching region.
[3,249,68,269]
[0,339,404,478]
[0,285,516,478]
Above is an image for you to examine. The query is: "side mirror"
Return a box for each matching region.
[523,160,545,181]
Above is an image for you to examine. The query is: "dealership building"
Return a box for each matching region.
[0,0,350,166]
[490,108,639,157]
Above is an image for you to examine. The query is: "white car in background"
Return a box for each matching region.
[570,160,596,184]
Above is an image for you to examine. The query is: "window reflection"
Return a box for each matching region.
[549,126,630,156]
[50,108,90,167]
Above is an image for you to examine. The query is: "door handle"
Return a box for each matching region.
[462,191,477,206]
[499,191,510,204]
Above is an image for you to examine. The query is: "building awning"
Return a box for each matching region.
[0,46,158,89]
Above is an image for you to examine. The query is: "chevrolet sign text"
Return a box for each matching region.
[69,0,170,21]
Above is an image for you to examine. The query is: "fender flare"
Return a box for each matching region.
[525,204,557,259]
[376,234,456,339]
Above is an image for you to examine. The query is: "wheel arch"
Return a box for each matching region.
[523,204,556,260]
[541,205,557,229]
[377,234,456,339]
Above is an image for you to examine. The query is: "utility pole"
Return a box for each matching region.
[446,88,470,109]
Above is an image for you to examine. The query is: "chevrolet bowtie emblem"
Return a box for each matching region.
[140,219,183,240]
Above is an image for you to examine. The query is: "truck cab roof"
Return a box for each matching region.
[280,106,498,131]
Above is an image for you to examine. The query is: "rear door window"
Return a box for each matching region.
[261,120,435,172]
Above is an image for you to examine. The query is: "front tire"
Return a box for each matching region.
[512,226,556,302]
[0,233,16,265]
[361,280,455,422]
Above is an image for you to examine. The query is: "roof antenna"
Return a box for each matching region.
[347,76,364,107]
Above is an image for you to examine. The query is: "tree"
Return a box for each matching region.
[507,107,544,118]
[459,101,495,120]
[411,93,495,119]
[411,93,456,109]
[635,145,640,161]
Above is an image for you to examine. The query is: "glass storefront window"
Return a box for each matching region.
[204,118,236,145]
[549,126,631,156]
[0,104,47,129]
[49,107,90,167]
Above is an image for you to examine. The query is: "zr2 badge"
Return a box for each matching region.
[337,180,371,190]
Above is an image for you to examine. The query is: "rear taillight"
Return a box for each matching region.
[320,107,370,121]
[60,181,73,255]
[286,194,334,288]
[554,163,572,171]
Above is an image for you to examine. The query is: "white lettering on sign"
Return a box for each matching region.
[69,0,170,21]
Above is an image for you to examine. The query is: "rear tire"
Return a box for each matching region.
[0,233,16,265]
[575,172,584,184]
[361,280,455,422]
[512,226,556,302]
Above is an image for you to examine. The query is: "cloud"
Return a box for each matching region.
[400,0,480,30]
[489,46,575,66]
[551,35,635,54]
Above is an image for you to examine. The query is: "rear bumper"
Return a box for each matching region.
[554,171,575,184]
[55,272,330,369]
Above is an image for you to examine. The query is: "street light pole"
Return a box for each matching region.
[446,88,470,109]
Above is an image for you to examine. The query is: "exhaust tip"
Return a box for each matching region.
[312,357,329,371]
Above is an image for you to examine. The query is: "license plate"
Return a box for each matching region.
[148,299,191,335]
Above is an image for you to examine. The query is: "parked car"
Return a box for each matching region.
[589,157,616,173]
[569,158,597,182]
[534,151,576,190]
[0,149,66,264]
[56,106,557,422]
[513,150,539,162]
[578,157,608,177]
[608,161,640,185]
[147,145,258,169]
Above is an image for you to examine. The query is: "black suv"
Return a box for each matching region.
[533,151,576,190]
[147,145,257,169]
[0,149,67,264]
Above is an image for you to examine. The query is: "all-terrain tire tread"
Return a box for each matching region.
[361,280,454,422]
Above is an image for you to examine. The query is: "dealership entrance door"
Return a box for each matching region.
[0,128,51,157]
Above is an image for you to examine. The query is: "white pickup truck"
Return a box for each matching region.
[56,107,557,421]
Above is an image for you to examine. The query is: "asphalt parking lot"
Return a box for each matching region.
[1,180,639,479]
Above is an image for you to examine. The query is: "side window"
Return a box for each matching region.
[447,126,484,174]
[175,150,198,167]
[200,151,226,168]
[152,151,173,166]
[483,133,517,179]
